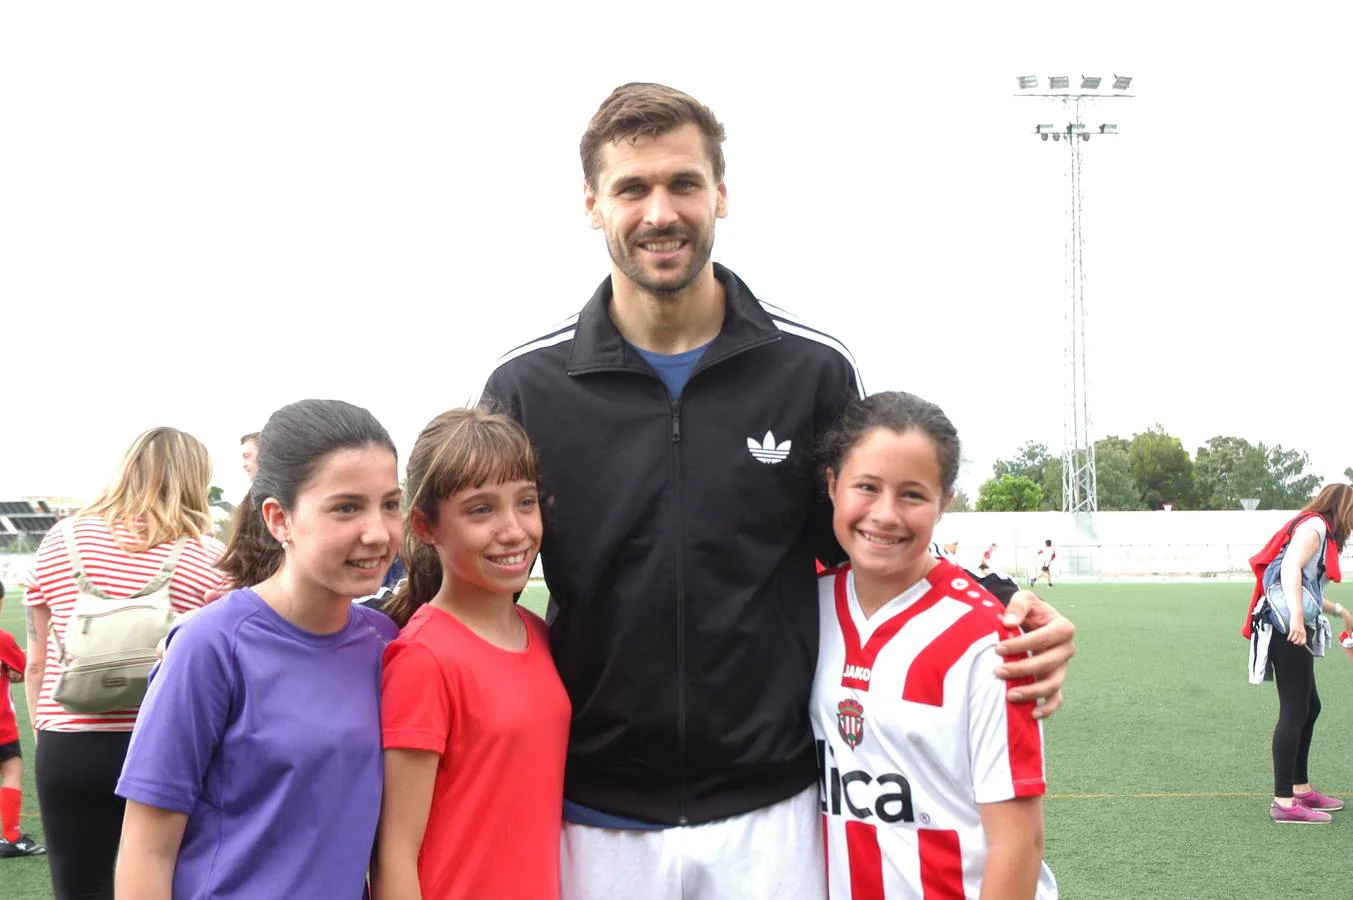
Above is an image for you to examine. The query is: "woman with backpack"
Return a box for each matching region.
[1243,483,1353,824]
[21,427,227,899]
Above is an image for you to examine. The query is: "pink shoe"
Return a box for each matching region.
[1272,801,1332,824]
[1294,789,1344,811]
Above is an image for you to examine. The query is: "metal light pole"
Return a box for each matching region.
[1016,74,1133,513]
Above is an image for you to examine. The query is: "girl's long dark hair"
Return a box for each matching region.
[238,399,396,586]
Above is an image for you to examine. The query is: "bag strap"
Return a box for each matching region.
[61,525,192,600]
[129,536,191,599]
[59,523,106,599]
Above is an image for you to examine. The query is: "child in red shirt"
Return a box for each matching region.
[374,408,570,900]
[0,627,45,857]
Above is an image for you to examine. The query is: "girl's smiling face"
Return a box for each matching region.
[418,478,542,603]
[273,445,402,602]
[828,427,951,598]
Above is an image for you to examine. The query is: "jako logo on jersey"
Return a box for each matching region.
[842,664,871,685]
[818,740,914,824]
[747,431,791,464]
[837,698,865,750]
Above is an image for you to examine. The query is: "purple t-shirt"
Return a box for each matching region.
[117,588,399,899]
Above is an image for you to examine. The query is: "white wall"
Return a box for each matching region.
[937,510,1351,579]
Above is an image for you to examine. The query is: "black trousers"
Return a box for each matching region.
[35,730,132,900]
[1269,635,1322,798]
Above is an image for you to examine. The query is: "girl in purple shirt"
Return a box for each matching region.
[115,399,403,899]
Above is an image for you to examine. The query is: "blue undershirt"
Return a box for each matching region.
[632,340,712,400]
[562,341,713,832]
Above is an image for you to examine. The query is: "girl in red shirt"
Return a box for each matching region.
[374,407,570,900]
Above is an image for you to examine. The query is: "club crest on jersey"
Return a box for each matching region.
[837,698,865,750]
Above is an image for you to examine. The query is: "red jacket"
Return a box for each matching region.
[0,630,22,676]
[1242,513,1343,639]
[0,630,23,746]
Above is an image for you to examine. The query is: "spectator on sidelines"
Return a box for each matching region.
[115,400,400,899]
[374,408,569,899]
[240,432,260,482]
[480,81,1077,897]
[1244,483,1353,824]
[0,622,44,858]
[22,428,226,898]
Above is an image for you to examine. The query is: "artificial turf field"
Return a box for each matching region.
[4,581,1353,899]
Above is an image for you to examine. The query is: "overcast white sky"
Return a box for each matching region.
[2,2,1348,504]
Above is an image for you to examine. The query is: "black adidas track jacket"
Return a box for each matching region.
[482,264,862,825]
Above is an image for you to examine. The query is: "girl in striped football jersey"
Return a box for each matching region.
[22,427,227,899]
[811,392,1056,899]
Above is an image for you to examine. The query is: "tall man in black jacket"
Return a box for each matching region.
[481,82,1077,899]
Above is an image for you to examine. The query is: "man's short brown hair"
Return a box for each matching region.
[240,432,260,445]
[580,82,727,190]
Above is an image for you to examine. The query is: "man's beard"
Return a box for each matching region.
[607,225,715,297]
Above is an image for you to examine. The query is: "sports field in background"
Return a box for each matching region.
[4,582,1353,899]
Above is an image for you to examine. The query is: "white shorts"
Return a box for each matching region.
[561,785,825,900]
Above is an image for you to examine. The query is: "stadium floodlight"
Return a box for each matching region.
[1052,132,1061,141]
[1081,76,1101,89]
[1113,74,1132,90]
[1049,75,1070,89]
[1099,123,1117,134]
[1036,123,1057,141]
[1068,124,1086,135]
[1018,75,1039,90]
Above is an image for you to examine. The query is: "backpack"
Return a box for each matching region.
[1260,522,1329,634]
[50,525,188,713]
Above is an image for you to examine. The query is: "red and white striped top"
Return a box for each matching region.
[22,516,227,733]
[811,560,1057,899]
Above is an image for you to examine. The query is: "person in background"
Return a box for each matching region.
[22,427,226,899]
[0,617,44,859]
[240,432,260,482]
[980,542,997,574]
[1244,483,1353,824]
[1030,539,1056,587]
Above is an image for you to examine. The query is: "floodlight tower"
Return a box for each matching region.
[1016,74,1133,513]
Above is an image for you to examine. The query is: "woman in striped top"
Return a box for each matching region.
[21,427,226,900]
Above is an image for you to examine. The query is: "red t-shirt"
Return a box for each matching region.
[382,603,571,900]
[0,630,25,745]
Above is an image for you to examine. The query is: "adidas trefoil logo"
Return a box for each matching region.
[748,431,792,464]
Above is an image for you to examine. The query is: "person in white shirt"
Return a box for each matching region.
[1030,540,1056,588]
[812,391,1056,899]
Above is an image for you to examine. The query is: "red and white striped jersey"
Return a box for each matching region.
[22,516,227,733]
[811,560,1057,899]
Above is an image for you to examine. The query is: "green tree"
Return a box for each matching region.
[1258,444,1320,509]
[977,475,1043,511]
[1345,466,1353,482]
[947,490,972,512]
[994,442,1055,485]
[209,485,224,504]
[1042,458,1063,511]
[1129,425,1194,509]
[1193,436,1268,510]
[1094,439,1143,510]
[1098,434,1131,454]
